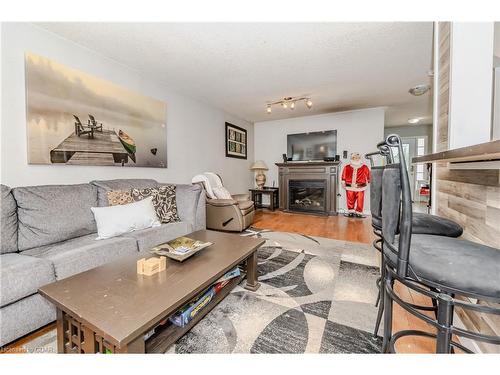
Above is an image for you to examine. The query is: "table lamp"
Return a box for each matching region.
[250,160,269,189]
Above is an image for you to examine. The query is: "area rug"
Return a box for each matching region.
[21,229,383,354]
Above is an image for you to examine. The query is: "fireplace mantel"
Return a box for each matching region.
[275,161,341,167]
[276,161,340,215]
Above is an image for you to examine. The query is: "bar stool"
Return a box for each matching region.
[365,147,463,338]
[380,135,500,353]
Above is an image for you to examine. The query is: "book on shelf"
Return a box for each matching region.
[216,267,241,283]
[169,287,216,327]
[168,267,242,327]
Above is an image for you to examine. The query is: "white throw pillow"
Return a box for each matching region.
[91,196,161,240]
[212,186,232,199]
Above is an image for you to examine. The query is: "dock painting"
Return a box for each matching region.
[25,53,167,168]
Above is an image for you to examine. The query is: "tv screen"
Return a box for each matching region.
[287,130,337,161]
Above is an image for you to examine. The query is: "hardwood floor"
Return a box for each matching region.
[1,323,56,354]
[4,210,439,354]
[254,209,439,353]
[254,209,376,244]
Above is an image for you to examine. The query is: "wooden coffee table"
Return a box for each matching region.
[38,230,265,353]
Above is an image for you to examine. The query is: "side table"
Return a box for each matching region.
[249,187,279,211]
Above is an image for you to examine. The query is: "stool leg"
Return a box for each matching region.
[382,268,393,353]
[373,259,386,338]
[430,290,438,318]
[436,293,454,353]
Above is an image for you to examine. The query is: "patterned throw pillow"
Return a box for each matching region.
[131,185,180,224]
[107,190,134,206]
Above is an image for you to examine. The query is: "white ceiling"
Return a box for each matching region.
[37,22,434,126]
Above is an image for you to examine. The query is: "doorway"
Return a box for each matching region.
[392,136,428,206]
[403,136,429,208]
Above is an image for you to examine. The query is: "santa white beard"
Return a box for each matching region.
[350,159,362,167]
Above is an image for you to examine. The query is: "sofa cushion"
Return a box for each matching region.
[168,184,202,230]
[0,253,56,307]
[1,185,18,254]
[22,234,138,280]
[90,179,158,206]
[13,184,98,251]
[0,293,56,347]
[125,221,191,252]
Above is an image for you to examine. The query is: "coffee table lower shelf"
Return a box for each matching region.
[145,274,244,353]
[58,274,245,354]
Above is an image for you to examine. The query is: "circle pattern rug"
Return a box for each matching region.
[167,229,383,354]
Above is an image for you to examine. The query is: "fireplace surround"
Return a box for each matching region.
[276,161,340,215]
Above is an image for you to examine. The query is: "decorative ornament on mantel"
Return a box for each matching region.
[266,96,313,114]
[250,160,269,189]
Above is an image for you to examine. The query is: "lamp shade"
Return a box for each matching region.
[250,160,268,171]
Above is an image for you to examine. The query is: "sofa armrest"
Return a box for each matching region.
[207,198,238,207]
[231,193,250,202]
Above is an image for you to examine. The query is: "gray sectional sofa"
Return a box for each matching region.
[0,179,205,346]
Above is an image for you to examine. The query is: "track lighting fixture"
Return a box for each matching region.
[266,96,313,114]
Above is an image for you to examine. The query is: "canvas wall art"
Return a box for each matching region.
[25,52,167,167]
[225,122,247,159]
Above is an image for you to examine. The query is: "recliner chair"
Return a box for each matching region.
[192,172,255,232]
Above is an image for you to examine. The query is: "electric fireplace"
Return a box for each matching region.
[288,179,327,214]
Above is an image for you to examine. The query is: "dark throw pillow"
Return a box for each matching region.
[131,185,180,224]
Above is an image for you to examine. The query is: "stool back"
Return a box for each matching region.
[369,167,384,227]
[380,135,413,277]
[365,146,392,230]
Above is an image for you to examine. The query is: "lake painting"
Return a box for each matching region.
[25,52,167,167]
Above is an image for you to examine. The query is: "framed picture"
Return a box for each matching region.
[25,52,167,168]
[225,122,247,159]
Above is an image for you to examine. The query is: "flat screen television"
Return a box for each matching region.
[287,130,337,161]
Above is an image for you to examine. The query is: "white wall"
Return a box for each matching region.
[449,22,494,148]
[1,23,254,193]
[254,108,385,213]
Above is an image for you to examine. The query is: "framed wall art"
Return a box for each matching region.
[225,122,247,159]
[25,52,167,168]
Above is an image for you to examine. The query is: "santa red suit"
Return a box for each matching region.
[341,155,371,214]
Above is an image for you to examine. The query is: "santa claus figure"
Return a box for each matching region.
[341,152,371,218]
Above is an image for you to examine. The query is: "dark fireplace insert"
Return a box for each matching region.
[288,179,327,213]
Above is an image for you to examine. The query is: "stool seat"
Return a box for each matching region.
[372,215,382,229]
[385,234,500,299]
[372,213,463,238]
[412,213,463,237]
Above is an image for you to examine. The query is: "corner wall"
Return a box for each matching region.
[1,23,254,193]
[254,108,385,212]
